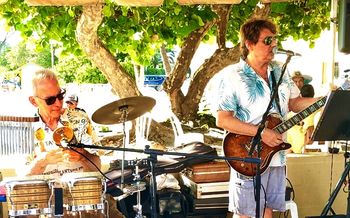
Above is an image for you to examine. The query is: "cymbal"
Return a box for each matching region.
[92,96,156,125]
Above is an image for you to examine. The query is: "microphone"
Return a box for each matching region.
[273,47,301,56]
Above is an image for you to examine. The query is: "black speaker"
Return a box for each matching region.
[338,0,350,53]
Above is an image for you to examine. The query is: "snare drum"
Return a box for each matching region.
[5,178,52,217]
[61,172,106,213]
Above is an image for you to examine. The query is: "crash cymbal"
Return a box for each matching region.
[92,96,156,125]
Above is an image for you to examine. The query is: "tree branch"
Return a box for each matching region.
[183,45,241,120]
[164,21,215,114]
[76,4,139,98]
[160,44,172,76]
[212,4,233,49]
[251,3,271,19]
[164,21,214,94]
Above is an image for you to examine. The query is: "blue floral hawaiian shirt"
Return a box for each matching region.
[217,58,300,166]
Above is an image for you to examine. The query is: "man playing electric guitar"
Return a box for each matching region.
[215,18,320,218]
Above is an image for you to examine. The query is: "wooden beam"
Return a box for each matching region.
[25,0,103,6]
[178,0,242,4]
[24,0,247,6]
[261,0,292,2]
[114,0,163,6]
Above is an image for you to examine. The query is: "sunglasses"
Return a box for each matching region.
[36,89,66,105]
[262,36,277,45]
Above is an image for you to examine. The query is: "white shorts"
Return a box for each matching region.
[228,166,286,217]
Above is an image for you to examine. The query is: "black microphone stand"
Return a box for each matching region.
[249,55,292,218]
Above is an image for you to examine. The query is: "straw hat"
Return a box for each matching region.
[291,71,312,84]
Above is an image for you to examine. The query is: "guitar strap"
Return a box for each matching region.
[270,70,283,116]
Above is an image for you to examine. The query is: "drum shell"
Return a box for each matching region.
[64,177,103,206]
[6,180,51,211]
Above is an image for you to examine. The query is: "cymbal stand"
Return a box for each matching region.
[119,105,129,190]
[145,145,159,218]
[133,160,144,218]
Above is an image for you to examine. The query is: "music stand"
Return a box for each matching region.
[312,89,350,217]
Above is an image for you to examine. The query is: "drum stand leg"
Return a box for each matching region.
[133,192,143,218]
[103,197,109,218]
[146,149,158,218]
[133,163,144,218]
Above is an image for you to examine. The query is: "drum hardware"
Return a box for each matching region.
[69,141,261,218]
[114,159,147,217]
[69,143,260,218]
[92,96,156,190]
[131,159,146,218]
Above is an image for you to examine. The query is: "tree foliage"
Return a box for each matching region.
[0,41,52,70]
[0,0,331,124]
[54,54,108,84]
[0,1,330,58]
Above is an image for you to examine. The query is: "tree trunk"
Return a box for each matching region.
[76,4,139,98]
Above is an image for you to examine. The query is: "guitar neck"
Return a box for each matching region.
[274,96,327,134]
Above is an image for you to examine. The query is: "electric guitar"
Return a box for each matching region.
[222,81,350,177]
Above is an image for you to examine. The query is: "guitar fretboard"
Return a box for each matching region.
[274,96,327,134]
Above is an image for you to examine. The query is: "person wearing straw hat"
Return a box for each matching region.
[291,70,313,90]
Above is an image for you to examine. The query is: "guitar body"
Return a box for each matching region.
[223,114,291,177]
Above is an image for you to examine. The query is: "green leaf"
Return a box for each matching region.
[165,17,173,27]
[68,7,75,17]
[174,6,181,15]
[103,5,113,17]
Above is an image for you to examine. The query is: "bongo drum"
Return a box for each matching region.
[5,177,52,217]
[61,172,106,214]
